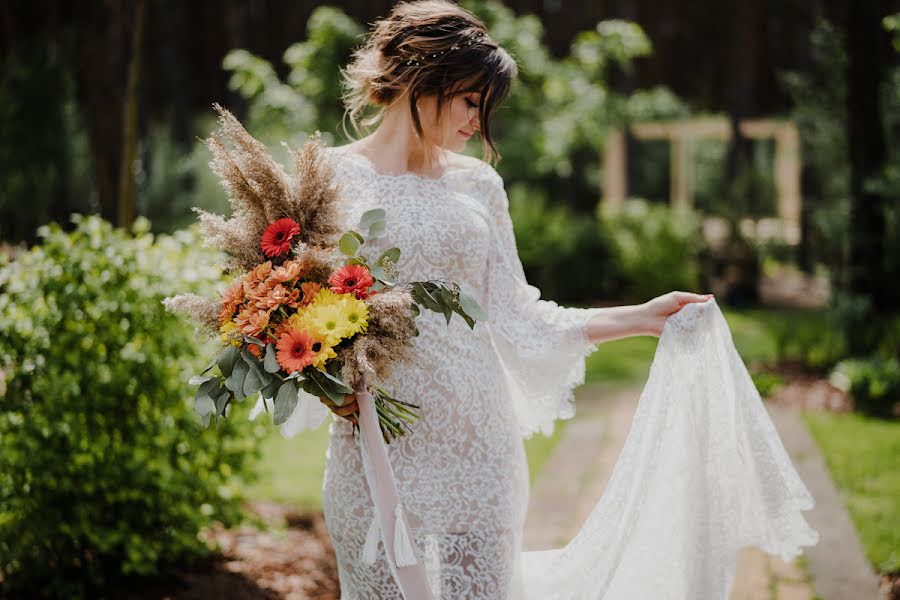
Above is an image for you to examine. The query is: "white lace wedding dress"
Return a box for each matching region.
[252,145,820,599]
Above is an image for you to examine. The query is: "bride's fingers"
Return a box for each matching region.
[674,291,714,304]
[335,402,358,417]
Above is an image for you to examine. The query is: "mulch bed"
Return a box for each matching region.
[111,502,340,600]
[760,360,854,413]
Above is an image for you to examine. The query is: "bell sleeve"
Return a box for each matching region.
[477,165,607,440]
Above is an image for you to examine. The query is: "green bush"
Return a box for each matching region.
[509,182,621,302]
[598,198,702,303]
[752,371,787,398]
[0,215,265,598]
[831,356,900,419]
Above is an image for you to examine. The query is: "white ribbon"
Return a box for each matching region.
[354,378,435,599]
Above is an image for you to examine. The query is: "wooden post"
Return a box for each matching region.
[670,127,694,212]
[602,129,627,215]
[775,123,801,245]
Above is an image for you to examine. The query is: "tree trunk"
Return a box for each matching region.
[845,0,888,320]
[74,1,130,226]
[117,0,147,230]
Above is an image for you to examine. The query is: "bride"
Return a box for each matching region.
[263,1,819,597]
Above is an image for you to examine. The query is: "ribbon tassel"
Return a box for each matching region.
[361,512,380,566]
[394,503,418,567]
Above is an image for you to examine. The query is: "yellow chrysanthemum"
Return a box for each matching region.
[340,295,369,336]
[219,320,242,346]
[309,286,343,308]
[299,302,353,344]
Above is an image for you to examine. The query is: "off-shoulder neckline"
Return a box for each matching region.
[329,145,481,183]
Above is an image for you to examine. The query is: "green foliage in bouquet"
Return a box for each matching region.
[0,215,264,598]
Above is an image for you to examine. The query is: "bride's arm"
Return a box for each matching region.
[585,291,714,343]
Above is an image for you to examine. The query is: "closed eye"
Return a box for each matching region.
[465,98,479,108]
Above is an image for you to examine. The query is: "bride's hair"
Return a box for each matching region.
[340,0,517,164]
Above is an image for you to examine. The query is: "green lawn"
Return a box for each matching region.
[243,305,830,514]
[803,410,900,575]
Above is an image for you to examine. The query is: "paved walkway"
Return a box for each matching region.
[523,383,886,600]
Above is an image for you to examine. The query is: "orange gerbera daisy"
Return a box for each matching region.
[275,328,316,373]
[261,218,301,258]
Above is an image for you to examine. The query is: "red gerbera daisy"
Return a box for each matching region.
[328,264,375,299]
[260,218,301,258]
[275,328,316,373]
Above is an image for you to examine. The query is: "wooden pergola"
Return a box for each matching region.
[601,117,802,245]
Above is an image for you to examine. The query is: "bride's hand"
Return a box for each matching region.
[320,393,360,425]
[642,291,714,337]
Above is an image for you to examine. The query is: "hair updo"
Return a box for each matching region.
[340,0,518,164]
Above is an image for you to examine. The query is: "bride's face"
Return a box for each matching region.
[416,90,482,152]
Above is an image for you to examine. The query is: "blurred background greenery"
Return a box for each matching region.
[1,0,899,597]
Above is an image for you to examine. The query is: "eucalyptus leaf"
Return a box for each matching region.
[459,290,488,321]
[260,376,281,400]
[359,208,386,229]
[318,367,353,393]
[214,388,231,415]
[436,287,455,324]
[242,334,265,347]
[194,393,215,417]
[273,381,299,425]
[200,355,218,376]
[349,230,365,243]
[307,370,346,404]
[377,247,401,266]
[196,377,222,401]
[242,364,264,397]
[414,283,443,312]
[189,374,212,386]
[339,232,360,256]
[367,220,386,238]
[225,356,249,395]
[242,348,267,381]
[264,343,280,373]
[217,345,240,377]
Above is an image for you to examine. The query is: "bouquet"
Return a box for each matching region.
[164,103,485,442]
